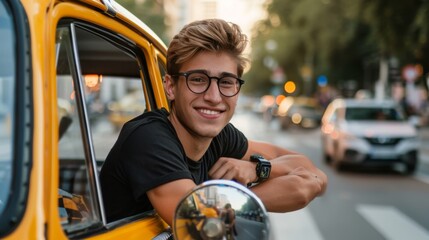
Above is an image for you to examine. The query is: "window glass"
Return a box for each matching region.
[158,57,166,79]
[56,22,148,232]
[72,26,146,161]
[85,76,145,159]
[56,27,100,230]
[345,107,403,121]
[0,0,15,218]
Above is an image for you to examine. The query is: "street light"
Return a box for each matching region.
[284,81,296,94]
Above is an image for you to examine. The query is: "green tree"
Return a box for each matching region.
[116,0,168,44]
[245,0,429,97]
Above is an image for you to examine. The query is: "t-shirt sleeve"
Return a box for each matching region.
[121,120,192,201]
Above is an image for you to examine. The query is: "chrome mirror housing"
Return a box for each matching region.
[173,180,270,240]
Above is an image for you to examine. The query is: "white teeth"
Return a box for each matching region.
[199,109,220,115]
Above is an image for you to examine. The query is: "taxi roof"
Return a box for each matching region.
[78,0,167,53]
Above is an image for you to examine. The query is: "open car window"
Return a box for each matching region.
[56,21,152,235]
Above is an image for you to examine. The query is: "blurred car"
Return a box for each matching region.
[108,90,146,131]
[277,97,323,129]
[321,98,419,173]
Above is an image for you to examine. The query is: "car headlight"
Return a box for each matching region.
[291,113,302,124]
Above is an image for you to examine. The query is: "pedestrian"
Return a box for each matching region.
[221,203,237,239]
[100,18,327,226]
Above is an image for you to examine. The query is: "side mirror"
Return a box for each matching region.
[173,180,270,240]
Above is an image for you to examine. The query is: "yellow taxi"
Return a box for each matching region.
[0,0,172,239]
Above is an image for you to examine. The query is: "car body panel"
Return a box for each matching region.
[1,0,171,239]
[345,122,416,138]
[277,97,323,129]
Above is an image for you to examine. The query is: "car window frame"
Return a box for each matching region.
[56,19,160,237]
[56,22,106,234]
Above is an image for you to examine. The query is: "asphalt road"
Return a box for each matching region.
[231,109,429,240]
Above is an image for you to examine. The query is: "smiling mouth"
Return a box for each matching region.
[198,108,223,115]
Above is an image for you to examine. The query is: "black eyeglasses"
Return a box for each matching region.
[171,70,245,97]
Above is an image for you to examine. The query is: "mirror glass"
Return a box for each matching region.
[173,180,269,240]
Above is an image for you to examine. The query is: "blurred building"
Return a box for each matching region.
[163,0,266,53]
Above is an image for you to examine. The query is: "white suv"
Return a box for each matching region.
[321,98,419,173]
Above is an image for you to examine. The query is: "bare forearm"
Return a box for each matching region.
[270,154,315,177]
[269,155,327,194]
[247,141,327,193]
[251,174,322,212]
[210,140,328,212]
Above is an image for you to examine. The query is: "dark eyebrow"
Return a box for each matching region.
[184,69,238,78]
[219,72,238,78]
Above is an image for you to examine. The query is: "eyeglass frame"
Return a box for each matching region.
[170,69,245,97]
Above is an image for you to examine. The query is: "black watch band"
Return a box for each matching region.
[250,154,271,183]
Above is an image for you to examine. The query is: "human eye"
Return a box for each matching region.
[188,73,208,84]
[219,77,236,88]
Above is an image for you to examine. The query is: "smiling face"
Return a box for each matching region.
[165,51,240,140]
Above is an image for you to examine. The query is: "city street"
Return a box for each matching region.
[231,109,429,240]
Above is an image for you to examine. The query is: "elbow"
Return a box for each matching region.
[292,175,322,209]
[273,187,312,212]
[281,176,317,211]
[294,188,314,209]
[285,184,313,211]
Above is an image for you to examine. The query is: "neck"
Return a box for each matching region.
[168,114,212,161]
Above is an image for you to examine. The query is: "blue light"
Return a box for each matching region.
[317,75,328,87]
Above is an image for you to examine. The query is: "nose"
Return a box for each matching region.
[203,78,222,103]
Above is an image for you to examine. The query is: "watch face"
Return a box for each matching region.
[260,165,271,178]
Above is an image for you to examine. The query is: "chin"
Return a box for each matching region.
[196,127,223,138]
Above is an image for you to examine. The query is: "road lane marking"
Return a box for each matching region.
[356,204,429,240]
[269,208,324,240]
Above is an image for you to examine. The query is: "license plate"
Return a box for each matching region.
[370,147,396,158]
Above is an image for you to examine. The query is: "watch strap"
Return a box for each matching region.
[250,154,271,184]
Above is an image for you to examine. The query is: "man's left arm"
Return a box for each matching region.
[208,140,327,212]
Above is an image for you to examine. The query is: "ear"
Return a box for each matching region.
[164,74,176,101]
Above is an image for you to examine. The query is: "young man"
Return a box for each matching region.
[100,19,327,226]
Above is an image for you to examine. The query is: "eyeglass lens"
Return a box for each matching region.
[186,72,241,97]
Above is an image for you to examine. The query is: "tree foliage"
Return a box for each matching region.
[244,0,429,96]
[116,0,168,44]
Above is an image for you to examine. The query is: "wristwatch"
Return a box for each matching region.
[250,154,271,183]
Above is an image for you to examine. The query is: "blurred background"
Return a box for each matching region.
[117,0,429,126]
[114,1,429,239]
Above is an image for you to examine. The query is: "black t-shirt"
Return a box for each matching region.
[99,108,248,222]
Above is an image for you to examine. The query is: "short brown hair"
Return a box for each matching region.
[167,19,248,77]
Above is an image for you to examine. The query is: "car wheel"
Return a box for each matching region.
[404,152,418,174]
[321,137,332,164]
[324,153,332,164]
[331,140,341,166]
[332,143,346,171]
[333,159,345,171]
[406,163,417,174]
